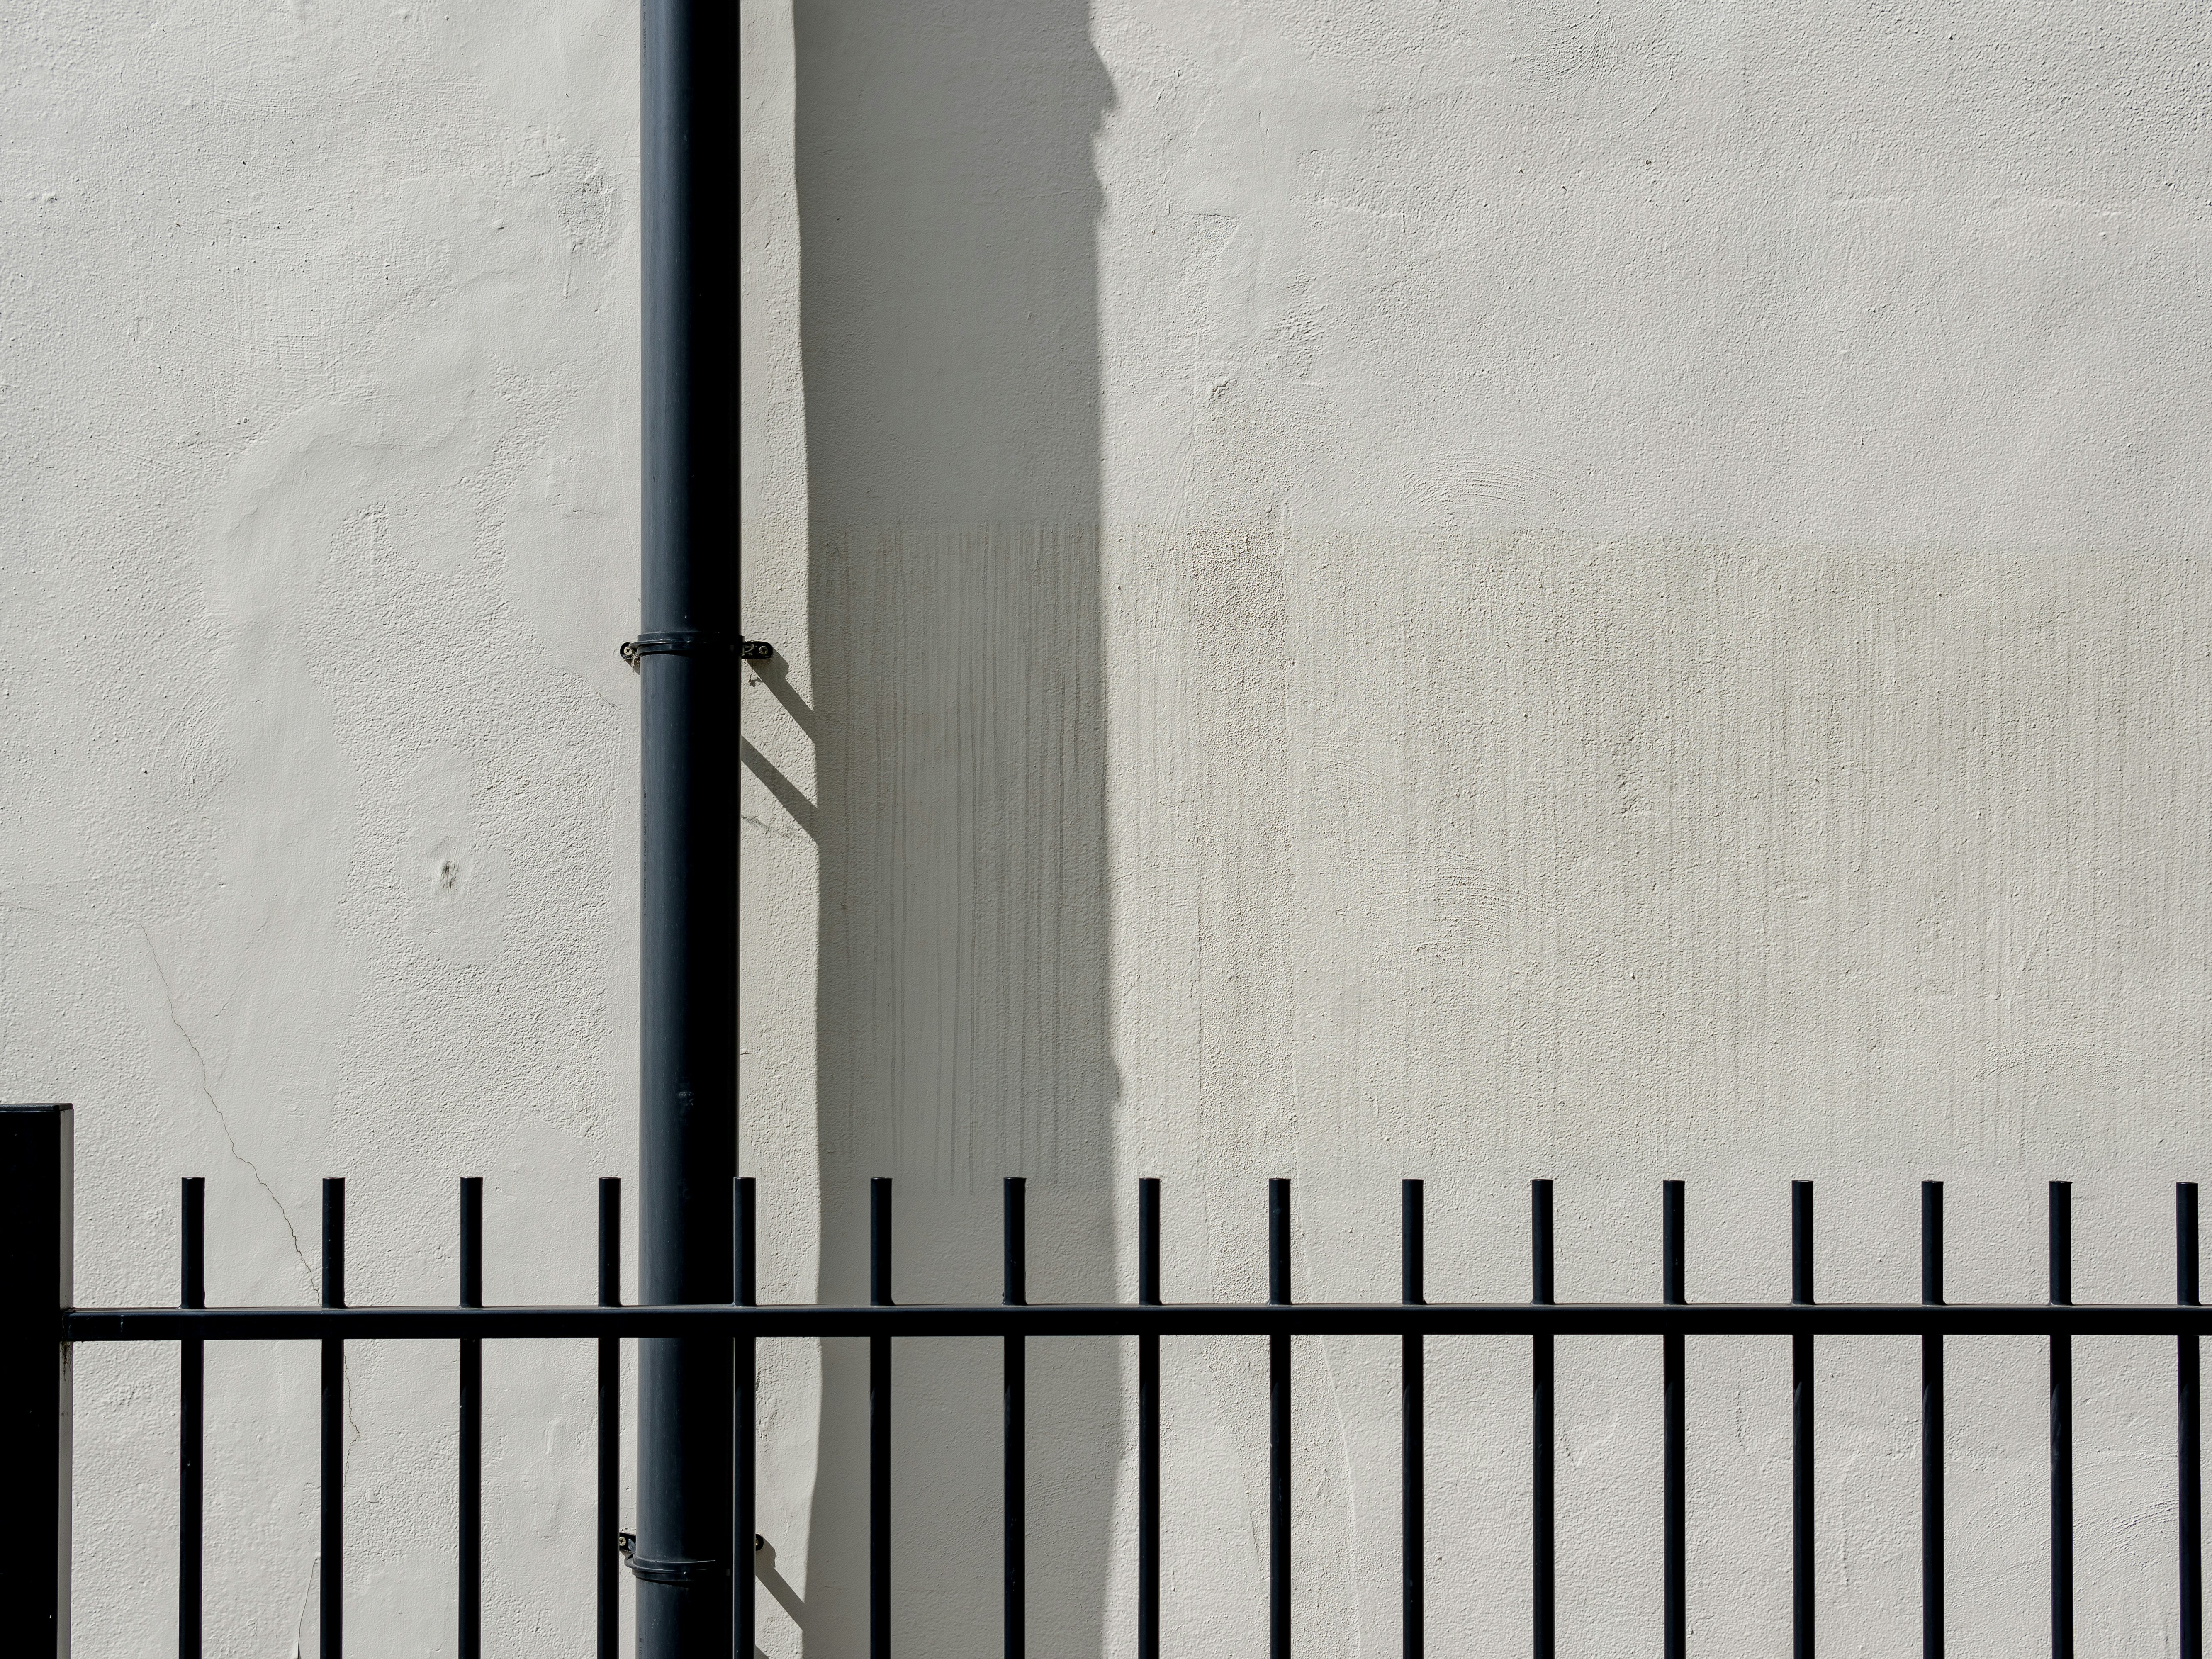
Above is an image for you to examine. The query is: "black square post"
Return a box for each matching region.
[0,1105,71,1656]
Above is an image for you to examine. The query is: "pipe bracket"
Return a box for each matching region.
[619,631,774,669]
[622,1552,730,1585]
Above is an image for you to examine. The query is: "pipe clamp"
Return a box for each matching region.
[619,631,774,669]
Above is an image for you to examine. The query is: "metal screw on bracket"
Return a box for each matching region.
[616,1530,636,1560]
[754,1533,765,1552]
[739,640,774,661]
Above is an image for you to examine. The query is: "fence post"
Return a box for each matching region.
[0,1104,72,1657]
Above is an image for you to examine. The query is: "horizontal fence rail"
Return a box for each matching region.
[61,1302,2212,1340]
[7,1102,2207,1657]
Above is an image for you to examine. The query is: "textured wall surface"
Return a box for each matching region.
[759,1,2212,1654]
[8,0,2212,1654]
[5,3,648,1652]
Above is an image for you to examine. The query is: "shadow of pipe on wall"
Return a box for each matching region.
[793,0,1119,1652]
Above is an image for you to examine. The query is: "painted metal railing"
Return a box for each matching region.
[8,1101,2208,1657]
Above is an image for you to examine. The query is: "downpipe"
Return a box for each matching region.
[634,1,737,1652]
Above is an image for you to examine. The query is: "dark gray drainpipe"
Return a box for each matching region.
[630,2,749,1650]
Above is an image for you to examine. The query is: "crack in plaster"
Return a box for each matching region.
[137,919,362,1641]
[291,1552,318,1659]
[556,662,622,713]
[741,808,807,845]
[138,924,316,1290]
[345,1357,361,1467]
[1314,1330,1363,1646]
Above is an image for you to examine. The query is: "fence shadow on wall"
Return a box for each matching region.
[793,1,1118,1652]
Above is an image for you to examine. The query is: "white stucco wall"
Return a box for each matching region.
[760,1,2212,1654]
[7,4,650,1652]
[9,0,2212,1653]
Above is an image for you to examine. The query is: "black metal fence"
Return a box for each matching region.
[7,1100,2209,1657]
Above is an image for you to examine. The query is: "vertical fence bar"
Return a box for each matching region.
[2182,1182,2201,1659]
[737,1177,757,1659]
[1793,1180,1814,1659]
[1662,1180,1685,1659]
[458,1178,483,1659]
[2050,1180,2072,1659]
[1402,1179,1424,1659]
[1003,1177,1025,1659]
[872,1178,893,1659]
[321,1178,345,1659]
[179,1177,204,1659]
[1532,1179,1555,1659]
[1921,1182,1944,1659]
[1270,1177,1292,1659]
[0,1104,70,1658]
[597,1178,621,1659]
[1139,1177,1162,1659]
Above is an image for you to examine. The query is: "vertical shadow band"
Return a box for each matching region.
[793,1,1115,1653]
